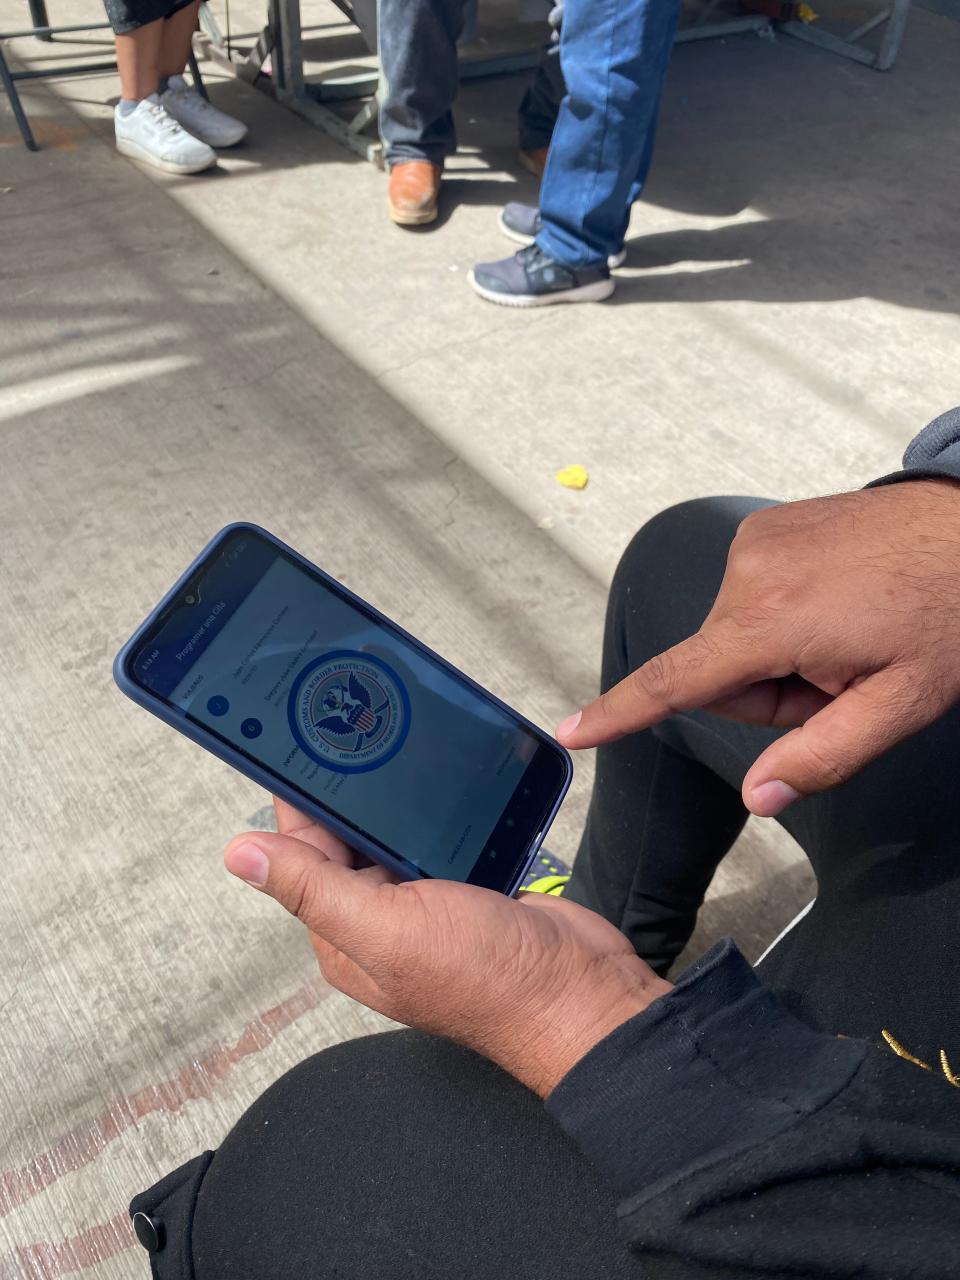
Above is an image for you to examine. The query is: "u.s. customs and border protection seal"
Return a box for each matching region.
[288,650,410,773]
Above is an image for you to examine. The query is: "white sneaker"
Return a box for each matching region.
[159,75,247,148]
[115,95,216,175]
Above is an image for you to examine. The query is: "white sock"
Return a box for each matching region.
[118,98,139,117]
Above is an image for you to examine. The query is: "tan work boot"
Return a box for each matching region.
[518,146,549,178]
[387,161,442,226]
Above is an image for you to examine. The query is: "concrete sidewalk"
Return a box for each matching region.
[1,5,959,1275]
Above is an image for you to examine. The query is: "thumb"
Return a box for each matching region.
[224,831,393,960]
[742,668,932,816]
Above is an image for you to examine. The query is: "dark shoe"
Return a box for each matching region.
[387,161,442,226]
[497,202,627,269]
[518,145,549,178]
[497,201,543,246]
[469,243,614,308]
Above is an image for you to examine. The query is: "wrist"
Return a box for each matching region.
[499,963,673,1098]
[896,476,960,495]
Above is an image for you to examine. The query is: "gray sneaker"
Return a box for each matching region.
[469,243,614,308]
[159,74,247,148]
[498,202,627,269]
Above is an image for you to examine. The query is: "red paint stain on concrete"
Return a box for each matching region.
[1,975,328,1219]
[0,120,85,151]
[0,1211,133,1280]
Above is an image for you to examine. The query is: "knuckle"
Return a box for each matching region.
[731,506,786,555]
[728,513,806,595]
[735,508,768,538]
[882,671,939,725]
[285,863,323,925]
[681,629,724,672]
[798,736,850,788]
[874,686,919,733]
[629,632,718,709]
[634,651,680,703]
[727,540,773,587]
[318,948,352,991]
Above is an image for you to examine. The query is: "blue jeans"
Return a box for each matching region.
[379,0,554,165]
[378,0,471,165]
[537,0,680,268]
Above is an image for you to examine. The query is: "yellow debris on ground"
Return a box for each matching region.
[798,3,818,22]
[555,464,589,490]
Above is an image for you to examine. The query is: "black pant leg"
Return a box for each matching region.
[182,1031,639,1280]
[517,42,566,152]
[567,497,960,1063]
[567,497,774,972]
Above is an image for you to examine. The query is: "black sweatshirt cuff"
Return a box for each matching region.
[545,938,866,1204]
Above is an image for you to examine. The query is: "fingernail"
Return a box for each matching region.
[225,842,270,887]
[750,780,802,817]
[556,710,582,741]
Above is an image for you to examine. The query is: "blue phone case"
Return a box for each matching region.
[113,522,573,894]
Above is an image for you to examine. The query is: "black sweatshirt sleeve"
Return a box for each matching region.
[868,404,960,487]
[546,940,960,1279]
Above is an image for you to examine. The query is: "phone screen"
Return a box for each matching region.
[127,528,568,888]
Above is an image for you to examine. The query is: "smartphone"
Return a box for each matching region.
[114,523,572,894]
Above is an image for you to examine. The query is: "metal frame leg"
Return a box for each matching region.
[779,0,913,70]
[186,48,208,99]
[0,40,38,149]
[272,0,304,97]
[1,15,205,152]
[874,0,912,70]
[27,0,52,40]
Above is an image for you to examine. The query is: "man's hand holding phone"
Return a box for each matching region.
[117,524,571,895]
[225,799,671,1098]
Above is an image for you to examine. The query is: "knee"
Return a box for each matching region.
[609,496,774,657]
[612,496,747,594]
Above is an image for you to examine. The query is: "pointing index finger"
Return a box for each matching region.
[558,625,771,749]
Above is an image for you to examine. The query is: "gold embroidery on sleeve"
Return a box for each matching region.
[940,1049,960,1089]
[881,1029,960,1089]
[881,1029,932,1071]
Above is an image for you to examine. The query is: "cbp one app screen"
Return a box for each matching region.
[167,554,535,880]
